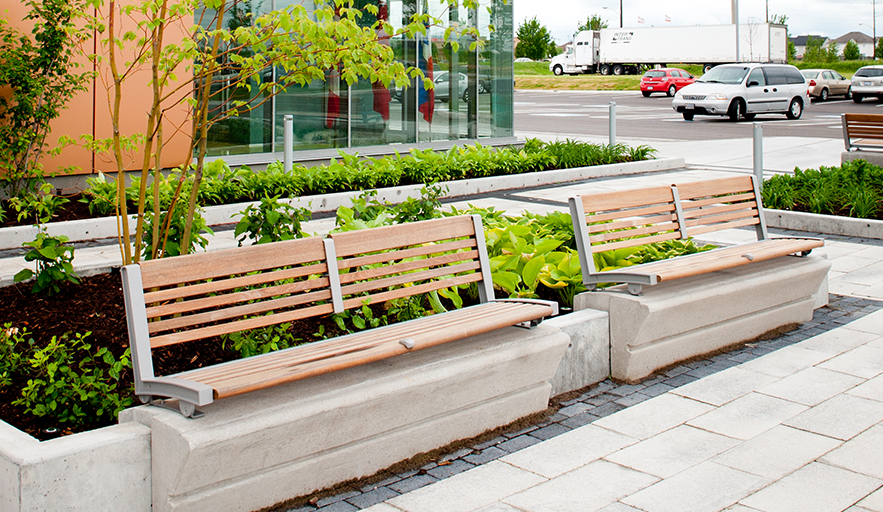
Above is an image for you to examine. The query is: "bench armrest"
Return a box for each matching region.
[137,376,215,407]
[493,298,559,317]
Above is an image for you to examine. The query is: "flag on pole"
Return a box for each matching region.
[373,0,391,121]
[637,16,645,24]
[417,2,434,123]
[326,67,340,129]
[665,15,671,22]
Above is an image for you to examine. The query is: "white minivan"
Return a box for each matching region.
[671,63,809,121]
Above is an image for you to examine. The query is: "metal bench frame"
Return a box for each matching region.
[568,175,824,296]
[122,215,557,418]
[842,113,883,152]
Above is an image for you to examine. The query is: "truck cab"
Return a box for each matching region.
[549,31,599,75]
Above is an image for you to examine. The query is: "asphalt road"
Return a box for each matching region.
[514,88,883,141]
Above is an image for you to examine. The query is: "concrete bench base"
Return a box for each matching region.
[574,254,830,383]
[120,324,569,512]
[842,151,883,166]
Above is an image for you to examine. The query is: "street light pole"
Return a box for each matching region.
[619,0,623,28]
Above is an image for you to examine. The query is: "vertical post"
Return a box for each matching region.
[619,0,623,28]
[733,0,740,62]
[609,102,616,147]
[283,115,293,172]
[753,122,763,189]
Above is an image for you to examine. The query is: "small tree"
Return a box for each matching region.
[0,0,92,198]
[803,36,824,62]
[876,38,883,59]
[787,41,797,62]
[577,14,607,32]
[844,39,861,60]
[825,41,840,62]
[515,16,555,61]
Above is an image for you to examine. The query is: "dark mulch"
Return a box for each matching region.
[0,194,106,229]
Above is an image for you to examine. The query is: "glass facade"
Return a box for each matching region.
[197,0,514,160]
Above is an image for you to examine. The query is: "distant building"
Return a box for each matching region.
[833,31,875,59]
[790,35,831,59]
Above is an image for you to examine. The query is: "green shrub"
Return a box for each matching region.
[14,229,79,296]
[234,195,311,245]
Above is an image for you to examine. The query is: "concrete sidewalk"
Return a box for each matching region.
[359,307,883,512]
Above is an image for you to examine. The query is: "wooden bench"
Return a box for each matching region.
[568,175,824,295]
[121,215,557,417]
[842,113,883,152]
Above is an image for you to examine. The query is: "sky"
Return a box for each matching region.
[513,0,881,44]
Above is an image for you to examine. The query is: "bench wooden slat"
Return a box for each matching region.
[150,302,335,348]
[330,216,476,257]
[180,301,526,383]
[180,302,553,399]
[582,185,675,212]
[588,222,679,244]
[683,208,759,229]
[148,288,334,335]
[652,240,822,281]
[337,239,476,271]
[846,127,883,136]
[146,276,331,320]
[587,212,678,234]
[339,250,480,285]
[680,193,756,210]
[587,203,678,224]
[143,262,328,304]
[674,176,755,200]
[140,237,328,289]
[340,260,481,297]
[591,231,682,252]
[342,272,483,310]
[685,217,760,237]
[844,113,883,123]
[634,238,813,274]
[680,201,758,220]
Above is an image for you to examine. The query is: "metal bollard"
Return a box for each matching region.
[609,102,616,147]
[753,122,763,189]
[283,115,294,172]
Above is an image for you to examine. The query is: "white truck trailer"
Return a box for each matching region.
[549,23,788,76]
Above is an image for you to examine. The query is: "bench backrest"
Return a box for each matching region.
[842,113,883,150]
[569,176,767,274]
[674,175,768,240]
[568,185,681,274]
[329,215,495,308]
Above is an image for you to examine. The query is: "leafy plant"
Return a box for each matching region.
[223,322,300,359]
[8,183,69,224]
[0,0,92,198]
[331,302,387,334]
[14,229,79,295]
[12,331,133,427]
[538,249,587,308]
[234,195,311,246]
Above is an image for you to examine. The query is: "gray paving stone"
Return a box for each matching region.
[497,435,542,453]
[665,365,691,378]
[590,401,628,419]
[615,392,652,407]
[607,384,647,397]
[713,425,843,480]
[387,474,439,494]
[360,475,402,493]
[472,436,506,451]
[594,393,715,440]
[463,446,507,465]
[344,487,399,509]
[785,394,883,441]
[320,500,360,512]
[642,383,674,397]
[317,490,361,507]
[427,460,476,480]
[687,392,808,441]
[561,412,601,429]
[662,374,699,388]
[529,423,571,441]
[558,402,593,417]
[587,393,620,406]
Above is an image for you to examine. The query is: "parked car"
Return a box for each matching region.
[801,69,851,101]
[672,63,808,121]
[640,68,695,97]
[851,65,883,103]
[433,71,469,102]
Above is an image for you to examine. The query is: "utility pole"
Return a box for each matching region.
[619,0,623,28]
[733,0,740,62]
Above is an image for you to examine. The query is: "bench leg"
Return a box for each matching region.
[628,283,643,296]
[178,401,205,419]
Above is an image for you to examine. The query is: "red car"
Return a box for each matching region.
[640,68,695,97]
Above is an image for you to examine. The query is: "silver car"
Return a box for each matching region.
[851,65,883,103]
[672,63,809,121]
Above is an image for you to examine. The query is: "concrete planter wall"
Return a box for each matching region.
[0,311,610,511]
[765,209,883,240]
[0,158,684,251]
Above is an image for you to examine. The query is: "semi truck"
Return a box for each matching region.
[549,23,788,76]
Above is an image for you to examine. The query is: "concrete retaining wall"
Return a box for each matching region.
[0,158,684,251]
[0,421,151,511]
[575,254,831,382]
[766,208,883,240]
